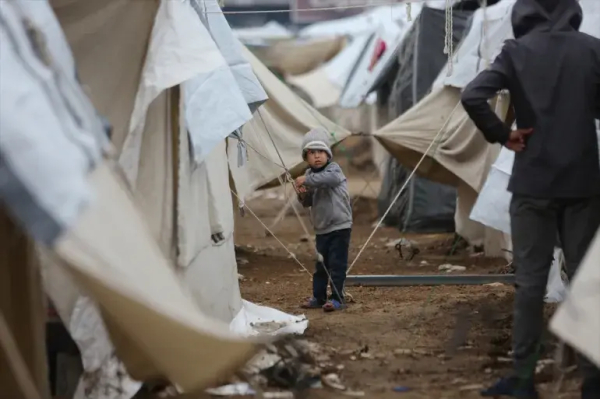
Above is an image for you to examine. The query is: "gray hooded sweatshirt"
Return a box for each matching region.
[298,129,352,235]
[461,0,600,198]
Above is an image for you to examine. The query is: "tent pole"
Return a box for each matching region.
[346,274,515,287]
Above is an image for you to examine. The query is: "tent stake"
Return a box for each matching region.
[345,274,515,287]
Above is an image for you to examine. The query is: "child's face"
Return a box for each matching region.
[306,149,328,168]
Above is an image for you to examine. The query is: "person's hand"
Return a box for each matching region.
[297,185,307,194]
[505,128,533,152]
[295,175,306,187]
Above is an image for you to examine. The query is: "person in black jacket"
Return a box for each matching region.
[461,0,600,398]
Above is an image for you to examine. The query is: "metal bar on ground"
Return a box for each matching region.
[345,274,515,287]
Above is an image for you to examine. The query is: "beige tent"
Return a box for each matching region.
[229,46,352,200]
[371,0,516,255]
[249,36,346,76]
[285,33,377,134]
[373,87,510,254]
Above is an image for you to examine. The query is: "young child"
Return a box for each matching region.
[295,127,352,312]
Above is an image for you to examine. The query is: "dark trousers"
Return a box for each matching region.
[313,228,351,303]
[510,194,600,379]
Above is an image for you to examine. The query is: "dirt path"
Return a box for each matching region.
[234,186,580,399]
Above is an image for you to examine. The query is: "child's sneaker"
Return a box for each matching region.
[323,299,344,312]
[300,297,324,309]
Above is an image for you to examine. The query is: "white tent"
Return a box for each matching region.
[1,1,311,398]
[285,33,377,133]
[298,4,419,39]
[234,21,294,44]
[1,0,259,397]
[338,5,424,109]
[287,33,372,109]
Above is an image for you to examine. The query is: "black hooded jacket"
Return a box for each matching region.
[461,0,600,198]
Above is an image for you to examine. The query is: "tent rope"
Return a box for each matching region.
[444,0,454,76]
[346,100,461,275]
[230,189,314,278]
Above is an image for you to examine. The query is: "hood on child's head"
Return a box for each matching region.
[302,127,333,161]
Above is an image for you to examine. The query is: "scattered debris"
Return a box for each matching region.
[204,337,357,398]
[322,373,345,390]
[263,392,294,399]
[392,386,411,393]
[535,359,555,375]
[237,257,249,265]
[420,260,429,266]
[206,383,255,396]
[438,264,467,273]
[459,384,485,391]
[386,238,420,260]
[322,373,365,396]
[485,282,505,287]
[238,273,246,281]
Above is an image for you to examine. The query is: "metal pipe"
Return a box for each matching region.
[345,274,515,287]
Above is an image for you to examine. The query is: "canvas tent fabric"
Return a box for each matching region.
[0,0,262,393]
[298,4,419,39]
[0,0,109,246]
[228,46,351,201]
[119,0,267,181]
[248,36,346,76]
[373,86,510,246]
[185,0,268,164]
[432,0,515,90]
[3,1,306,398]
[376,6,472,232]
[286,34,376,133]
[338,14,420,109]
[551,228,600,368]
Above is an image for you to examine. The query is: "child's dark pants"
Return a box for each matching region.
[313,228,351,303]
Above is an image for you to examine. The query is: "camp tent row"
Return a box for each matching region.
[371,0,600,365]
[0,0,350,398]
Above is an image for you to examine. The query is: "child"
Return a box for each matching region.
[295,127,352,312]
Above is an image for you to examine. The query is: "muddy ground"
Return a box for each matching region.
[233,174,581,399]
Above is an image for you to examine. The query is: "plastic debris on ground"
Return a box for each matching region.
[201,336,362,397]
[438,264,467,273]
[206,383,256,396]
[230,300,308,337]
